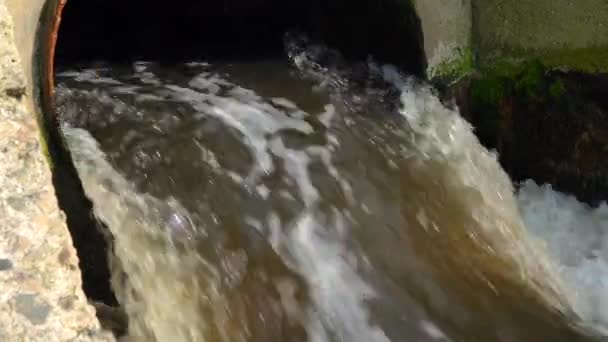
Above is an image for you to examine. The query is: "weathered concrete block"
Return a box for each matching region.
[474,0,608,73]
[0,1,113,340]
[412,0,473,80]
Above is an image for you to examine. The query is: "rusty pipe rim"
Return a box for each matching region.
[37,0,67,126]
[47,0,67,108]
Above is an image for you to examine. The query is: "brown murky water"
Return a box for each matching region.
[55,41,605,342]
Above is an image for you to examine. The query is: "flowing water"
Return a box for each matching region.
[55,38,608,341]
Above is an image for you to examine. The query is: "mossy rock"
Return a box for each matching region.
[462,64,608,205]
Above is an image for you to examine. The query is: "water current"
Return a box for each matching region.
[55,37,608,341]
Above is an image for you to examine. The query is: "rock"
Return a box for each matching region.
[0,1,114,340]
[91,302,128,338]
[0,259,13,270]
[12,294,52,325]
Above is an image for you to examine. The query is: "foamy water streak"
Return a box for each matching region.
[287,37,579,317]
[398,80,574,304]
[63,125,223,341]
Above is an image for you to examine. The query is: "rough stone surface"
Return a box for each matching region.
[5,0,47,112]
[0,1,114,341]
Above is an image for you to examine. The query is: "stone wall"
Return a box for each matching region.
[0,0,112,340]
[5,0,47,112]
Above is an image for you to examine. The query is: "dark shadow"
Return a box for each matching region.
[55,0,425,76]
[34,0,117,307]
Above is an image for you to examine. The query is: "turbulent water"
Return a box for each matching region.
[55,39,607,341]
[518,181,608,334]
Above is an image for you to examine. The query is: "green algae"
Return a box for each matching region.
[431,48,474,82]
[549,79,566,99]
[536,47,608,74]
[483,47,608,76]
[514,61,545,99]
[38,130,53,170]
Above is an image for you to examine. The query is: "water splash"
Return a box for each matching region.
[518,180,608,334]
[59,60,396,341]
[286,34,578,316]
[56,39,604,341]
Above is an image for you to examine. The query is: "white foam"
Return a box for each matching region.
[271,97,298,109]
[420,320,449,341]
[518,180,608,330]
[317,104,336,128]
[133,71,162,86]
[188,72,231,94]
[62,125,224,341]
[164,81,314,183]
[278,212,390,342]
[184,61,211,68]
[111,85,141,95]
[57,69,123,85]
[269,138,319,205]
[133,61,152,73]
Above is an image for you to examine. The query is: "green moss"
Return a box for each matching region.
[514,61,545,98]
[549,79,566,99]
[475,60,549,102]
[482,47,608,76]
[470,76,505,140]
[471,76,505,108]
[430,48,474,82]
[37,131,53,170]
[481,58,525,78]
[33,105,52,168]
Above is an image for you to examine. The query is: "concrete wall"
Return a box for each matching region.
[474,0,608,73]
[412,0,473,79]
[5,0,47,111]
[411,0,608,78]
[0,0,112,340]
[3,0,607,109]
